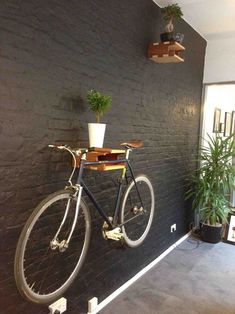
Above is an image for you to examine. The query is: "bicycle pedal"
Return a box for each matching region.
[104,227,123,241]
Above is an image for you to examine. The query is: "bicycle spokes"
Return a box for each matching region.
[21,193,88,296]
[120,175,154,247]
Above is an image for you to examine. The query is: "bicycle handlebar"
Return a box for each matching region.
[48,144,66,150]
[48,144,88,155]
[48,144,83,186]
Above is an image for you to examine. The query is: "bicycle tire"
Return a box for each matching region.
[14,189,91,304]
[120,174,154,248]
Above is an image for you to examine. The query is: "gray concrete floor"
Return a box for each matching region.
[101,236,235,314]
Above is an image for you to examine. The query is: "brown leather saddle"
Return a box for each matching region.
[120,140,143,149]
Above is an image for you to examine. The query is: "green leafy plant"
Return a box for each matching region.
[186,134,235,225]
[161,3,183,33]
[87,90,112,123]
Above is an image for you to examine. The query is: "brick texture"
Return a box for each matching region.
[0,0,206,313]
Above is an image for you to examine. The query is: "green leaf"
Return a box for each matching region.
[87,90,112,123]
[185,133,235,225]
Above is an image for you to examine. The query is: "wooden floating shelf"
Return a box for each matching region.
[85,163,126,171]
[73,148,126,171]
[151,54,184,63]
[148,41,185,63]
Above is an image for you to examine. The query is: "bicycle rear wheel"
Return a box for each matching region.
[120,174,154,248]
[14,189,91,304]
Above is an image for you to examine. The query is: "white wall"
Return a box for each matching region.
[202,84,235,139]
[203,37,235,83]
[202,84,235,206]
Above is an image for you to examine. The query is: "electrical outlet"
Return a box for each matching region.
[48,297,67,314]
[171,224,176,233]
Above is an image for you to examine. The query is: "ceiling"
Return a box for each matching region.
[154,0,235,40]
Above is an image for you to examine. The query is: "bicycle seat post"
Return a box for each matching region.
[124,146,132,160]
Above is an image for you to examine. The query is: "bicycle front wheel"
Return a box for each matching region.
[14,189,91,304]
[120,174,154,248]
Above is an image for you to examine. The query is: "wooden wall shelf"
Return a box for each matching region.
[73,148,126,171]
[147,41,185,63]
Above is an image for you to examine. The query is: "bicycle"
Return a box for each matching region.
[14,140,155,305]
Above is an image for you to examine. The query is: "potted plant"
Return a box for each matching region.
[160,3,184,43]
[86,89,112,148]
[186,134,235,243]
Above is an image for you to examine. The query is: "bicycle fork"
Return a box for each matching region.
[50,185,83,252]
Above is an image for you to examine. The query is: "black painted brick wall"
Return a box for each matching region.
[0,0,206,313]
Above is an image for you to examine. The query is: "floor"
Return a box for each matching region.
[101,236,235,314]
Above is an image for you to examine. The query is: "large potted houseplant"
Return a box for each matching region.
[186,134,235,243]
[86,89,112,148]
[160,3,184,43]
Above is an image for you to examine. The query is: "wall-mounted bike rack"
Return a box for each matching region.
[48,297,67,314]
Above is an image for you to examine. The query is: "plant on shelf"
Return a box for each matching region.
[86,90,112,148]
[186,134,235,243]
[160,3,184,43]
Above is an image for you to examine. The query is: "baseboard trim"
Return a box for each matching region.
[87,231,191,314]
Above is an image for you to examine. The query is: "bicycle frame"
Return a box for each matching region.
[76,150,144,230]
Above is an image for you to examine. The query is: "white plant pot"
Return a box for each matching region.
[88,123,106,148]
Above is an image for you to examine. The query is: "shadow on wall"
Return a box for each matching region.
[59,95,86,114]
